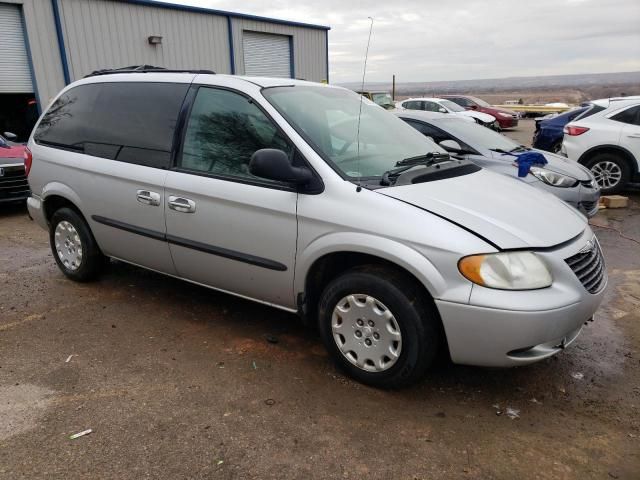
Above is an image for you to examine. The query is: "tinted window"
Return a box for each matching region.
[574,103,606,121]
[403,101,424,110]
[448,97,470,107]
[611,105,640,126]
[35,82,188,168]
[402,119,450,143]
[180,87,293,183]
[424,101,441,112]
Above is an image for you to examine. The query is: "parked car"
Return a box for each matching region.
[397,111,601,217]
[397,97,499,129]
[440,95,519,129]
[533,106,589,153]
[0,132,30,204]
[356,90,395,110]
[27,70,605,388]
[562,96,640,194]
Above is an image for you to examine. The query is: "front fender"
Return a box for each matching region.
[295,231,450,300]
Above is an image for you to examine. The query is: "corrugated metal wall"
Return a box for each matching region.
[2,0,66,107]
[3,0,328,113]
[231,17,328,82]
[57,0,232,79]
[0,3,33,93]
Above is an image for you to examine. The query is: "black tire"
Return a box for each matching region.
[49,207,105,282]
[318,265,441,389]
[584,152,630,195]
[551,141,562,154]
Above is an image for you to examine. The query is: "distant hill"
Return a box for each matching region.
[340,71,640,104]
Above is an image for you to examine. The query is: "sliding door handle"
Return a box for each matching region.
[168,196,196,213]
[136,190,160,206]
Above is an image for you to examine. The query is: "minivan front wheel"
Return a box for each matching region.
[318,266,440,388]
[50,207,105,282]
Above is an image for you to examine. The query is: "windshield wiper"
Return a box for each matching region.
[380,152,450,186]
[489,145,530,156]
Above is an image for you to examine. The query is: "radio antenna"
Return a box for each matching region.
[356,16,374,192]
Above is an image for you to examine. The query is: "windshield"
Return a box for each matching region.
[371,92,393,107]
[469,96,491,107]
[263,86,444,179]
[439,100,465,112]
[438,118,519,151]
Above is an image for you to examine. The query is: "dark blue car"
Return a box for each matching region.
[532,106,588,153]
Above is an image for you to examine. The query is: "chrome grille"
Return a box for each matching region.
[0,164,30,201]
[565,239,606,294]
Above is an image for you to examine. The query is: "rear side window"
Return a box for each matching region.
[610,105,640,126]
[34,82,189,168]
[403,101,424,110]
[574,104,605,121]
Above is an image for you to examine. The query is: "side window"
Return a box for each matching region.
[404,101,423,111]
[610,105,640,126]
[179,87,293,182]
[424,101,441,112]
[451,97,470,107]
[403,120,450,144]
[34,82,188,168]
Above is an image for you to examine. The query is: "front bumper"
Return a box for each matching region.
[497,116,518,129]
[436,229,606,367]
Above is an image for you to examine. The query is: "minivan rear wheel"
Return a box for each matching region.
[318,266,440,388]
[585,153,630,195]
[50,207,105,282]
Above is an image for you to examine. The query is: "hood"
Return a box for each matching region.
[0,144,25,159]
[459,110,496,123]
[381,168,586,249]
[488,149,593,181]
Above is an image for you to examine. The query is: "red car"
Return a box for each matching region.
[0,132,30,204]
[440,95,519,129]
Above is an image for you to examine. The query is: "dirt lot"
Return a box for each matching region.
[1,123,639,478]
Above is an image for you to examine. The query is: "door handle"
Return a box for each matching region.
[168,196,196,213]
[136,190,160,206]
[627,133,640,138]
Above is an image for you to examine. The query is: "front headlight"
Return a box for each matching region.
[458,251,552,290]
[529,166,578,188]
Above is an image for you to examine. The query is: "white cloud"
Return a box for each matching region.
[159,0,640,83]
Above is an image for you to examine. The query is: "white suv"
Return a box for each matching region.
[562,96,640,194]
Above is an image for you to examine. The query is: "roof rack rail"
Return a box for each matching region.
[84,65,215,78]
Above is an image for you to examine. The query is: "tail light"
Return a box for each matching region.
[24,147,33,176]
[564,125,590,136]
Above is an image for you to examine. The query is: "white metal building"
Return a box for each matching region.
[0,0,330,139]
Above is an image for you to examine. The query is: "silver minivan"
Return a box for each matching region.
[27,71,606,388]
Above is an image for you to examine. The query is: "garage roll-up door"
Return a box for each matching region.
[0,4,33,93]
[242,31,292,78]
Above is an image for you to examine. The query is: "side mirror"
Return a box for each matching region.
[439,139,463,153]
[438,108,447,113]
[249,149,313,185]
[3,132,17,140]
[469,105,478,110]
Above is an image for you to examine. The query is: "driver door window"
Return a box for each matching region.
[180,87,293,183]
[424,101,441,112]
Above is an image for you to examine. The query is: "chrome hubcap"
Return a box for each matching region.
[54,220,83,271]
[331,294,402,372]
[591,161,622,189]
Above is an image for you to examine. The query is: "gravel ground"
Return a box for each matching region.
[1,121,639,478]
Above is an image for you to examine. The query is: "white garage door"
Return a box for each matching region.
[242,31,292,78]
[0,3,33,93]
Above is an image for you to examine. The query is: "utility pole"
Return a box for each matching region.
[392,74,396,101]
